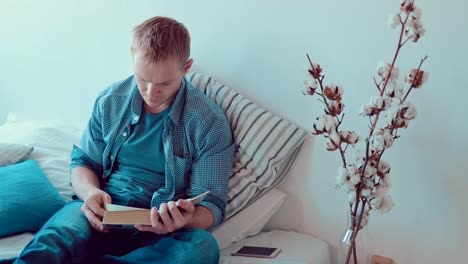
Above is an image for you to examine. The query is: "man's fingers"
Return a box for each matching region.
[150,207,160,228]
[159,203,175,231]
[168,201,184,228]
[83,208,107,233]
[89,199,106,217]
[103,193,112,205]
[177,199,195,214]
[135,224,158,233]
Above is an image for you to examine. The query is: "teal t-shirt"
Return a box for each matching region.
[103,107,170,208]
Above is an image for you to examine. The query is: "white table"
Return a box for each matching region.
[220,230,330,264]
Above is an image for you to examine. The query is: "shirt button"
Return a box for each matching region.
[110,155,113,160]
[123,132,128,137]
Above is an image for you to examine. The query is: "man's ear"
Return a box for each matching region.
[183,58,194,74]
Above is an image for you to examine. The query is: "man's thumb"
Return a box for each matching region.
[103,193,112,205]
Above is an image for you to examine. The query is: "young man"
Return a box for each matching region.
[13,16,235,263]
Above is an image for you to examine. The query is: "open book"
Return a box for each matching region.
[102,191,210,229]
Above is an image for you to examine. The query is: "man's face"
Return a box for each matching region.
[133,51,192,113]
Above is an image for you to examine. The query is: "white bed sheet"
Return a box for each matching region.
[0,233,34,259]
[220,230,331,264]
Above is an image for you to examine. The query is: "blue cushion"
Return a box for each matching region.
[0,160,65,237]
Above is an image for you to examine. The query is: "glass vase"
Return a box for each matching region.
[338,213,372,264]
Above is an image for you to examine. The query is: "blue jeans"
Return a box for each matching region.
[10,200,219,264]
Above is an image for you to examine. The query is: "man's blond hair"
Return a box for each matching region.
[132,16,190,65]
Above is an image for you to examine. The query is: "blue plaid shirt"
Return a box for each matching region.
[70,75,235,228]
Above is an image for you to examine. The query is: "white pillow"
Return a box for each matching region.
[211,188,287,250]
[0,143,34,166]
[187,72,307,219]
[0,112,82,202]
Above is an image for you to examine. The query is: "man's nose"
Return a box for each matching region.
[146,83,158,97]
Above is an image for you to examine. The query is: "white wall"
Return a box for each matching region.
[1,0,467,263]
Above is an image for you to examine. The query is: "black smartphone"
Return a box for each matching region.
[231,246,281,259]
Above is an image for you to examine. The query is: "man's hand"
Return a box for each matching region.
[135,199,195,234]
[81,189,112,233]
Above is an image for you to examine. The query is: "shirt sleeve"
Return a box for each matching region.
[189,113,235,229]
[70,96,106,179]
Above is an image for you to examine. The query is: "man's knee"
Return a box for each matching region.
[182,228,220,263]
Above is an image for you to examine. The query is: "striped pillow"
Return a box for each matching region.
[187,72,307,219]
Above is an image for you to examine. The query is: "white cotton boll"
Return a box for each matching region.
[339,130,351,141]
[361,187,372,197]
[372,135,385,149]
[348,191,357,204]
[323,115,337,133]
[329,131,341,145]
[363,165,377,179]
[406,19,425,42]
[372,129,394,149]
[337,167,348,184]
[388,13,400,29]
[359,104,373,116]
[312,116,326,134]
[421,71,429,84]
[383,97,392,111]
[336,176,346,187]
[394,117,409,129]
[400,0,414,14]
[377,62,398,81]
[377,62,390,80]
[365,179,375,189]
[324,132,340,151]
[378,160,391,174]
[407,27,418,41]
[325,138,339,151]
[323,84,344,101]
[394,87,405,99]
[303,75,318,95]
[325,101,345,117]
[384,106,399,126]
[308,63,322,79]
[369,96,391,110]
[347,164,359,175]
[412,5,422,19]
[385,83,395,96]
[381,173,392,188]
[350,174,361,185]
[370,96,383,109]
[382,130,394,148]
[401,101,417,120]
[348,131,360,144]
[376,174,391,195]
[385,81,405,99]
[378,195,394,213]
[370,196,382,210]
[374,185,389,196]
[405,68,428,88]
[345,181,356,191]
[389,66,400,82]
[340,130,360,145]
